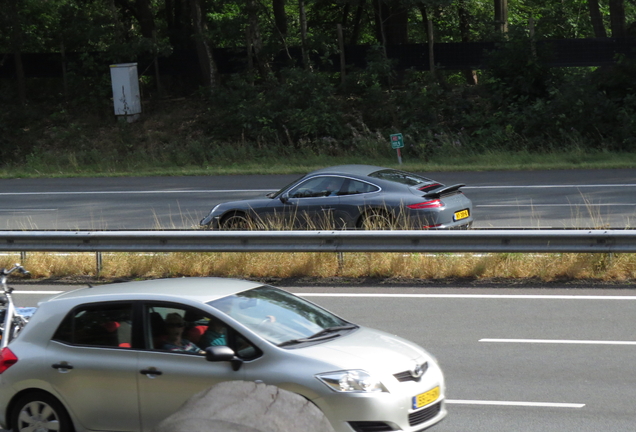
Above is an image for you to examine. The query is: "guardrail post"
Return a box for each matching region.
[337,252,345,273]
[96,252,103,275]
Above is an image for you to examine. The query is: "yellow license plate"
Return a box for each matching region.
[412,386,440,409]
[454,209,469,221]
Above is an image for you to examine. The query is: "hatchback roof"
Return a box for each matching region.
[43,277,263,305]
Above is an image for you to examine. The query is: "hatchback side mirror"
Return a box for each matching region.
[205,346,243,371]
[279,193,289,204]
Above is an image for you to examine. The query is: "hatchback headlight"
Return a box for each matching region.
[316,370,386,393]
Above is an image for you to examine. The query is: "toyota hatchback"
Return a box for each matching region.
[0,278,446,432]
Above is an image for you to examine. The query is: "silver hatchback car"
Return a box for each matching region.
[0,278,446,432]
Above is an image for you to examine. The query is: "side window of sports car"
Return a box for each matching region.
[289,177,344,198]
[341,179,379,196]
[52,303,134,348]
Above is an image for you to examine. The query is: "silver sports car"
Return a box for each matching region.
[0,278,446,432]
[200,165,473,230]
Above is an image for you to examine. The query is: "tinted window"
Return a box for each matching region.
[288,176,345,198]
[53,303,133,348]
[369,169,434,186]
[272,175,305,198]
[340,179,379,195]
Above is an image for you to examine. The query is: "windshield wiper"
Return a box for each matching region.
[277,324,358,347]
[306,324,358,339]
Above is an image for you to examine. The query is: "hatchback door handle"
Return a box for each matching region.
[140,368,163,377]
[52,362,74,372]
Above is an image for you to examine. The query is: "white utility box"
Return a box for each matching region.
[109,63,141,122]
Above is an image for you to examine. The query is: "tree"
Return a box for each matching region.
[191,0,217,87]
[609,0,626,37]
[458,0,477,84]
[588,0,607,37]
[4,0,26,106]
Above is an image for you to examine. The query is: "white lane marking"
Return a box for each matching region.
[0,190,275,195]
[481,338,636,345]
[0,209,58,212]
[298,293,636,300]
[1,184,635,196]
[477,203,635,207]
[13,291,64,294]
[464,184,636,189]
[445,399,585,408]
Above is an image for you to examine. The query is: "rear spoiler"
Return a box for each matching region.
[423,184,465,199]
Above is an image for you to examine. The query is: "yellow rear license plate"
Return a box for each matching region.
[412,386,440,409]
[454,209,469,221]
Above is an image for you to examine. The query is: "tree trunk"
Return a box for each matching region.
[587,0,607,37]
[373,0,388,56]
[349,0,365,45]
[7,0,25,106]
[272,0,287,38]
[247,0,270,75]
[165,0,192,50]
[190,0,217,88]
[458,0,477,85]
[299,0,310,69]
[386,2,408,44]
[494,0,508,34]
[136,0,156,38]
[609,0,626,38]
[419,7,434,78]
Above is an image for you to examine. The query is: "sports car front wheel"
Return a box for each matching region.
[11,391,73,432]
[220,212,251,230]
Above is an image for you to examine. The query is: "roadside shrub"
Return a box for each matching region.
[206,68,345,147]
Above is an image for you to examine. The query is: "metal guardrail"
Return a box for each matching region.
[0,230,635,253]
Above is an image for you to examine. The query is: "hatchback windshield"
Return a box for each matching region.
[208,286,352,346]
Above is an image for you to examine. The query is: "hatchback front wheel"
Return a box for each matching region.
[11,391,73,432]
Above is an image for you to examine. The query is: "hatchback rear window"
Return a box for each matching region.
[369,169,434,186]
[53,303,133,348]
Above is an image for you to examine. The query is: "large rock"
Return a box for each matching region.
[152,381,336,432]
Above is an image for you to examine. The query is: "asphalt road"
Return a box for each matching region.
[9,284,636,432]
[0,168,634,229]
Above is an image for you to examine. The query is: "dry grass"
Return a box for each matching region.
[1,251,635,284]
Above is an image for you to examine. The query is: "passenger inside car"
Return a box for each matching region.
[161,313,204,354]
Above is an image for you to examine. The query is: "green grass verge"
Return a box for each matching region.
[2,149,636,179]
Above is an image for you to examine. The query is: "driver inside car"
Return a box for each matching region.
[199,317,228,348]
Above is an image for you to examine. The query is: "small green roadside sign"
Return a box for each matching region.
[390,133,404,164]
[390,133,404,149]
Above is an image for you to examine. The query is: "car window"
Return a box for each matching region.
[144,303,260,360]
[288,176,345,198]
[271,175,305,198]
[340,179,380,195]
[368,169,434,186]
[53,303,133,348]
[208,286,350,346]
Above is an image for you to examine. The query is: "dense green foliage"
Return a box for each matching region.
[1,0,636,174]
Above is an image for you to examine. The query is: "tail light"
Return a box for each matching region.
[418,183,442,192]
[422,224,442,229]
[407,199,443,209]
[0,347,18,374]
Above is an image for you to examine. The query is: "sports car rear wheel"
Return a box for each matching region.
[11,391,73,432]
[359,210,394,230]
[220,212,251,230]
